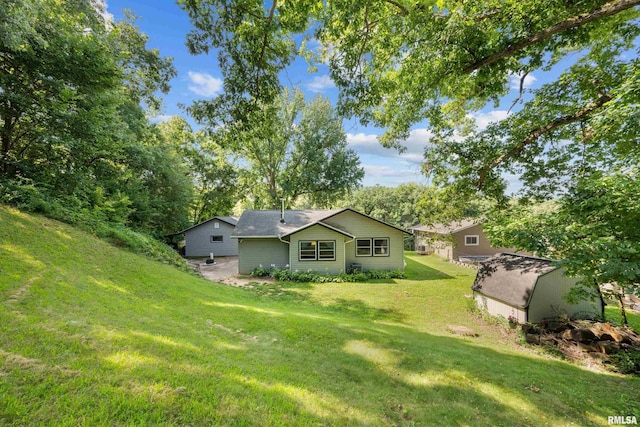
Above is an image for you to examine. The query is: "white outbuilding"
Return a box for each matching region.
[472,253,604,323]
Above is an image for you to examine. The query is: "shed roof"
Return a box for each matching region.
[410,219,478,234]
[472,253,558,308]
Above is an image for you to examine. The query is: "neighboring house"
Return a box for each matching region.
[232,208,410,275]
[176,216,239,257]
[410,220,517,262]
[472,253,604,323]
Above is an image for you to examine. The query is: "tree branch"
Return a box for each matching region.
[255,0,278,98]
[385,0,408,16]
[462,0,640,74]
[477,93,613,188]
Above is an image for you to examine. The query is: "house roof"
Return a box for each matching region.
[410,219,479,234]
[232,210,340,238]
[471,253,559,309]
[232,208,410,239]
[175,216,239,235]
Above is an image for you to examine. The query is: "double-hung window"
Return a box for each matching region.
[356,239,372,256]
[356,238,390,257]
[373,238,389,256]
[318,241,336,260]
[299,240,335,261]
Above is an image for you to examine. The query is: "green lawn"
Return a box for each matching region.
[1,205,639,426]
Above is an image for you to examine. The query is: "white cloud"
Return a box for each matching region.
[305,75,335,93]
[148,114,174,124]
[362,162,424,187]
[509,73,537,90]
[347,128,432,164]
[188,71,223,97]
[470,110,510,130]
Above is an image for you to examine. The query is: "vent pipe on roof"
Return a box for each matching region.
[280,198,285,223]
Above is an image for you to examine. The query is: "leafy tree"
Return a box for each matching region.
[342,184,425,227]
[158,116,238,224]
[179,0,639,313]
[220,89,363,209]
[0,0,189,236]
[485,168,640,324]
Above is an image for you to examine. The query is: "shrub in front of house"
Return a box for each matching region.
[250,267,405,283]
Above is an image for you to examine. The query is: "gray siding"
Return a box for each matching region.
[184,219,238,257]
[237,238,289,274]
[324,211,406,271]
[527,269,603,322]
[288,224,347,275]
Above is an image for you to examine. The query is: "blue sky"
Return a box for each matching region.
[106,1,543,189]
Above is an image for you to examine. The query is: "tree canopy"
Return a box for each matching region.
[0,0,192,236]
[179,0,640,299]
[219,89,363,209]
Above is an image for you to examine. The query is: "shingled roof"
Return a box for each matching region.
[472,253,558,308]
[231,210,340,238]
[232,208,410,239]
[173,216,239,235]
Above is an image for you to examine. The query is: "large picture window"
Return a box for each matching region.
[299,240,336,261]
[373,238,389,256]
[356,239,372,256]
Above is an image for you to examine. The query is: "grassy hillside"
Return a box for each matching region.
[1,205,638,426]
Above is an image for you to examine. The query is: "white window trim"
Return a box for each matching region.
[214,222,220,229]
[318,240,336,261]
[464,235,479,246]
[372,238,390,257]
[299,241,317,261]
[299,240,336,261]
[355,238,372,257]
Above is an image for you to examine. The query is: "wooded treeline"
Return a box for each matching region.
[0,1,365,239]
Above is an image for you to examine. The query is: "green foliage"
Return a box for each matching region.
[250,267,405,283]
[0,0,196,238]
[218,89,363,209]
[609,350,640,375]
[1,216,639,425]
[0,182,188,271]
[157,117,238,224]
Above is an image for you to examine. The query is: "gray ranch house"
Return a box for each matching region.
[472,253,604,323]
[410,220,519,263]
[232,208,410,275]
[177,216,239,257]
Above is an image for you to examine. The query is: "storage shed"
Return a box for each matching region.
[472,253,603,323]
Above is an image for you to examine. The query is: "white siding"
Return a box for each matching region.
[474,292,527,323]
[528,269,602,323]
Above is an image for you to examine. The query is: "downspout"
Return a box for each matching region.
[343,237,354,273]
[278,235,291,269]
